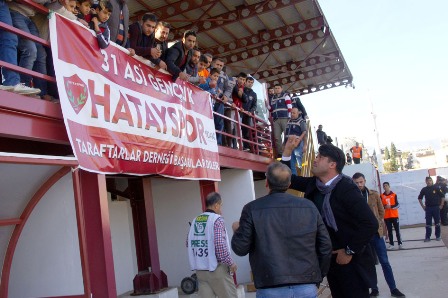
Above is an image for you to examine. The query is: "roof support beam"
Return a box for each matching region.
[171,0,307,39]
[220,29,330,64]
[134,0,216,22]
[295,77,353,95]
[262,62,346,86]
[253,50,340,79]
[205,16,324,57]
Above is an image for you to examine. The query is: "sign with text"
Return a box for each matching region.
[49,14,220,180]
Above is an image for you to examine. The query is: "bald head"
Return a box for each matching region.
[266,162,291,192]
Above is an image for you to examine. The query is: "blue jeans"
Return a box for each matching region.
[425,206,441,239]
[290,141,304,175]
[370,234,397,291]
[0,1,20,86]
[10,10,47,94]
[256,284,317,298]
[213,102,225,145]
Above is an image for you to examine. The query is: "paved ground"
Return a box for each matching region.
[179,225,448,298]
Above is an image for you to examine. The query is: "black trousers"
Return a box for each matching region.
[440,201,448,225]
[353,157,361,164]
[327,251,375,298]
[385,218,402,245]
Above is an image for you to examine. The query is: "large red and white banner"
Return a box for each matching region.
[49,14,220,180]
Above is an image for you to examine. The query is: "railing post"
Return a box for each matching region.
[235,107,243,150]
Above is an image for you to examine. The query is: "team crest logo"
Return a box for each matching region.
[194,222,206,235]
[194,214,209,236]
[63,74,89,114]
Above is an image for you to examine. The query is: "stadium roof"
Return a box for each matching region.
[128,0,353,96]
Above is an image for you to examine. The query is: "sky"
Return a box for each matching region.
[300,0,448,154]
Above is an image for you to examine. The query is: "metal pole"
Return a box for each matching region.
[369,93,384,173]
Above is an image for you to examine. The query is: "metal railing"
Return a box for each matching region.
[0,1,275,158]
[301,118,315,177]
[212,96,273,157]
[0,0,54,85]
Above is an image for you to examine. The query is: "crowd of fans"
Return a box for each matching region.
[1,0,313,157]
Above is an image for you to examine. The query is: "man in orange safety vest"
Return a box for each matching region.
[350,142,363,164]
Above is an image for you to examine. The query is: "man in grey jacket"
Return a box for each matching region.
[232,162,332,298]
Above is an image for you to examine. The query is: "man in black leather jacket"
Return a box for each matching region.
[231,162,332,297]
[281,138,378,298]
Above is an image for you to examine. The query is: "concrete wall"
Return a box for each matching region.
[218,169,255,285]
[254,179,268,199]
[109,194,138,295]
[151,169,257,287]
[343,163,429,226]
[152,178,202,287]
[9,173,84,297]
[342,163,380,192]
[5,166,261,296]
[380,169,429,226]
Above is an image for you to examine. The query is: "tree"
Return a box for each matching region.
[390,143,397,159]
[384,147,390,160]
[405,153,414,170]
[389,142,399,172]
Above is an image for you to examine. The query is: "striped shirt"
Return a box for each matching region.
[116,8,125,45]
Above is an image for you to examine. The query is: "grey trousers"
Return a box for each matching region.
[273,118,288,155]
[196,263,237,298]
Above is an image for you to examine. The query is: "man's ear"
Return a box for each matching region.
[329,160,337,170]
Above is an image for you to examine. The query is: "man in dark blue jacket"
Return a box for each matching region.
[241,77,257,151]
[232,162,332,297]
[165,30,196,81]
[282,138,378,298]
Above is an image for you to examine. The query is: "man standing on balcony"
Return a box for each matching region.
[108,0,128,47]
[282,139,378,298]
[284,107,307,175]
[291,94,308,118]
[0,0,40,95]
[165,30,196,81]
[269,84,292,157]
[128,13,166,69]
[153,21,171,64]
[187,48,206,85]
[242,77,257,151]
[210,57,233,146]
[7,0,48,97]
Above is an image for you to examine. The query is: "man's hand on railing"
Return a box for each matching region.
[158,60,167,70]
[78,18,89,28]
[283,136,300,158]
[209,80,217,89]
[150,47,162,59]
[127,48,136,56]
[178,72,190,81]
[198,76,206,84]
